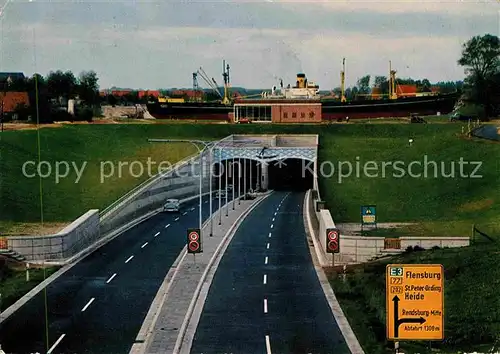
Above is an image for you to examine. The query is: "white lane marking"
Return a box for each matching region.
[141,242,148,248]
[274,212,277,216]
[263,274,267,284]
[81,297,95,312]
[154,232,160,237]
[204,201,208,203]
[264,299,268,313]
[272,217,275,222]
[106,273,117,283]
[125,255,134,263]
[265,335,272,354]
[165,224,170,228]
[268,232,271,238]
[190,207,195,211]
[266,243,270,249]
[182,212,187,215]
[47,333,66,354]
[174,217,179,221]
[270,224,273,229]
[265,256,268,264]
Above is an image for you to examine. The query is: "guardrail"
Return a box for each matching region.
[99,151,200,221]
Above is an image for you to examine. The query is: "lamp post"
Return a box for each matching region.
[148,139,213,238]
[225,156,229,217]
[218,146,222,225]
[232,157,235,210]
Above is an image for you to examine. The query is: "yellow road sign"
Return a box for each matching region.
[386,264,444,340]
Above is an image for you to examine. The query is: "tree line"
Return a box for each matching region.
[4,70,99,123]
[4,33,499,121]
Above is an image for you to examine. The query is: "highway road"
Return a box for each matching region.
[190,191,350,353]
[0,193,236,354]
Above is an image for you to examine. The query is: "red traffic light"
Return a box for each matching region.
[327,240,338,252]
[326,228,340,254]
[327,230,338,241]
[187,228,202,254]
[188,240,200,252]
[189,231,199,241]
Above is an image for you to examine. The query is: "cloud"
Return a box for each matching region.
[0,0,498,88]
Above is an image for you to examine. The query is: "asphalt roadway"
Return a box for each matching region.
[190,191,350,354]
[0,193,237,354]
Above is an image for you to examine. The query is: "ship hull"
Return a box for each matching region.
[146,93,459,121]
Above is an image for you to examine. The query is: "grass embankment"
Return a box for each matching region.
[0,124,200,234]
[317,123,500,237]
[329,244,500,353]
[0,259,59,310]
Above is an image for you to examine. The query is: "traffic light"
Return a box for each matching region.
[326,228,340,253]
[187,228,202,254]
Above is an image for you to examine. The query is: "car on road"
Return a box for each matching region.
[163,198,180,212]
[215,190,226,198]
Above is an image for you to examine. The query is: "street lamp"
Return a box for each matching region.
[148,139,213,238]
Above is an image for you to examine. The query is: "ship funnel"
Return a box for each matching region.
[296,73,306,88]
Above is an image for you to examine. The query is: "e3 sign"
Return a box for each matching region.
[187,228,202,254]
[326,228,340,253]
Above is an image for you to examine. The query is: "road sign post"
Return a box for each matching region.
[386,264,444,341]
[361,205,377,231]
[187,228,202,254]
[326,228,340,267]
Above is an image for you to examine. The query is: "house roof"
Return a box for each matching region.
[396,84,417,95]
[0,92,30,112]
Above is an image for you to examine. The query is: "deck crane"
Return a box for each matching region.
[196,67,224,101]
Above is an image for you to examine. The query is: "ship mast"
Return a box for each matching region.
[340,58,346,102]
[222,60,231,105]
[389,60,398,100]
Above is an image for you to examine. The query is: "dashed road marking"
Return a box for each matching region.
[141,242,148,248]
[125,255,134,263]
[154,232,160,237]
[174,217,179,221]
[274,212,277,216]
[265,335,272,354]
[270,224,273,229]
[264,299,268,313]
[47,334,66,354]
[190,207,195,211]
[265,256,268,265]
[106,273,116,283]
[268,232,271,238]
[263,274,267,284]
[182,212,187,215]
[266,243,270,249]
[165,224,170,228]
[272,217,275,222]
[81,297,95,312]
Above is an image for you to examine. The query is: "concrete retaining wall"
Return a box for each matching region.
[309,172,470,266]
[6,210,100,261]
[99,153,212,236]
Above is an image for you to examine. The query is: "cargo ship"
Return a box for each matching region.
[146,60,460,121]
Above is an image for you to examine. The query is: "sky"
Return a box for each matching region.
[0,0,499,90]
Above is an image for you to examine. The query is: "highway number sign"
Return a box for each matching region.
[386,264,444,341]
[187,228,202,254]
[326,228,340,254]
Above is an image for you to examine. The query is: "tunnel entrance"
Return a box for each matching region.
[268,158,313,191]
